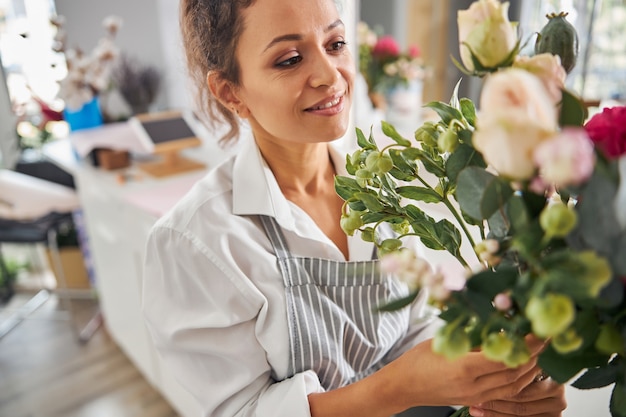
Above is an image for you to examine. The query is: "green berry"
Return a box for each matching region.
[539,202,578,238]
[433,324,472,361]
[552,328,583,354]
[340,211,364,236]
[437,128,459,153]
[482,332,514,362]
[526,293,575,338]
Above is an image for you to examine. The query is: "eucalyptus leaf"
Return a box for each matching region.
[611,383,626,417]
[538,345,609,384]
[456,166,514,220]
[572,364,618,389]
[446,144,486,183]
[560,88,587,127]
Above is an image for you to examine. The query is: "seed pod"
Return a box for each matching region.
[535,12,579,73]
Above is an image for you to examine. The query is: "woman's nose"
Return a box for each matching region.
[308,51,341,88]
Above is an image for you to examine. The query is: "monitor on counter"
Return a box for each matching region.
[129,110,205,177]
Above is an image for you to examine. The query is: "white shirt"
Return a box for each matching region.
[142,134,439,417]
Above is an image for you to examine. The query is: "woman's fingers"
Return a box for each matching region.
[469,377,566,416]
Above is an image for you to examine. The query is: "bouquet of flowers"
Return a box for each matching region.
[337,1,626,415]
[357,21,427,108]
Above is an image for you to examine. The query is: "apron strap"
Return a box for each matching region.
[259,215,291,261]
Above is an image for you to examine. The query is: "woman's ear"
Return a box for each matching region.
[207,71,248,118]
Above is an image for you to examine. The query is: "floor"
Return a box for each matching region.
[0,244,179,417]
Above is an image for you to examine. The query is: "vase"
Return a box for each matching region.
[63,96,104,132]
[384,79,424,136]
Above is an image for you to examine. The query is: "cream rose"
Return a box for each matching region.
[513,53,567,104]
[473,68,559,180]
[458,0,518,71]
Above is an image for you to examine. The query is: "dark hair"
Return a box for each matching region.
[180,0,255,143]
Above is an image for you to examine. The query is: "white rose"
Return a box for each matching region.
[513,53,567,104]
[458,0,518,71]
[473,68,558,179]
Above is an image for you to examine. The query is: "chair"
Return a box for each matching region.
[0,169,101,342]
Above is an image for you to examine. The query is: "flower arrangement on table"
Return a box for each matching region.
[337,1,626,416]
[51,14,122,112]
[357,21,427,110]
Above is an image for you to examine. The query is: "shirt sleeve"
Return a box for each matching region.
[141,225,324,417]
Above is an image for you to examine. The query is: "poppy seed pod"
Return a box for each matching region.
[535,12,579,74]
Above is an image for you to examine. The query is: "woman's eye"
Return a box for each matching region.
[328,41,347,52]
[276,55,302,67]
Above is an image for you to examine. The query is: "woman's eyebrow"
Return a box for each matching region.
[263,19,345,52]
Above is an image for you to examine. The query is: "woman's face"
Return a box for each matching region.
[234,0,354,146]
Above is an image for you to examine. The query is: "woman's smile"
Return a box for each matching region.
[305,94,345,115]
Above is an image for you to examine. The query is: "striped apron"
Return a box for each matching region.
[260,215,411,390]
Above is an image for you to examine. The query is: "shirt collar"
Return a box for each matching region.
[232,135,352,226]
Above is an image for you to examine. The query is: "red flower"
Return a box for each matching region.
[408,45,421,58]
[584,105,626,159]
[372,35,400,57]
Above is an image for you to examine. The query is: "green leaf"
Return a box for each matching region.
[460,98,476,127]
[381,121,412,146]
[464,289,495,323]
[345,154,356,175]
[388,148,417,177]
[396,186,442,203]
[572,362,618,389]
[538,345,610,384]
[466,267,518,298]
[425,101,465,126]
[354,192,384,212]
[612,383,626,417]
[376,290,419,312]
[446,144,486,183]
[560,89,587,127]
[456,166,514,220]
[356,126,377,150]
[506,194,530,233]
[334,175,362,200]
[361,212,388,225]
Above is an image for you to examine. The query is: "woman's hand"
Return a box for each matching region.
[467,375,566,417]
[385,336,551,412]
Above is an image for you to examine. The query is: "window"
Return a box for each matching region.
[520,0,626,102]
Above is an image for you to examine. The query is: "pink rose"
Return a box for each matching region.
[513,53,567,104]
[372,35,400,57]
[533,128,596,188]
[584,106,626,159]
[473,68,558,179]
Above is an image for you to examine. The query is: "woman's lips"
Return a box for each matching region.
[305,95,345,114]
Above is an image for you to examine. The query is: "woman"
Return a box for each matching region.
[142,0,567,416]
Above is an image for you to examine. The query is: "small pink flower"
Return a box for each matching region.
[372,35,400,57]
[494,292,513,311]
[533,128,596,188]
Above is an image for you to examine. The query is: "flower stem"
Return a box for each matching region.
[414,174,482,264]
